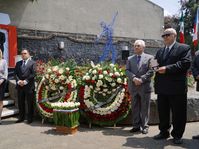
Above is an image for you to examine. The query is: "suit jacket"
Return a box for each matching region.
[126,53,154,96]
[154,42,191,95]
[15,59,36,91]
[191,50,199,91]
[0,32,5,51]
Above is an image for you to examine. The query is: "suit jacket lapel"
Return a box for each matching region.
[164,42,178,61]
[138,53,146,71]
[21,59,31,72]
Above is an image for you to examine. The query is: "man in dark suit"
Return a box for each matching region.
[126,40,154,134]
[15,49,36,124]
[153,28,191,144]
[191,50,199,140]
[0,31,5,54]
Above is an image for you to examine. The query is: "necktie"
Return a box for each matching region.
[164,47,170,59]
[21,60,26,72]
[22,60,26,67]
[137,55,141,67]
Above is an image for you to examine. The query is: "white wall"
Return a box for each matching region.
[0,0,164,40]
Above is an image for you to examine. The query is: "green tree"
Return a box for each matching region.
[181,0,199,51]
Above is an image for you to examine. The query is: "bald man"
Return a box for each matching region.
[153,28,191,144]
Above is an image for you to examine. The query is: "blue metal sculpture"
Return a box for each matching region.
[96,12,118,64]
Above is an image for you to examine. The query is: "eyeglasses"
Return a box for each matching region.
[162,34,171,38]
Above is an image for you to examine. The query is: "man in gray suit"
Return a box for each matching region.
[126,40,154,134]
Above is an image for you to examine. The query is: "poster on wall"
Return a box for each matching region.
[0,24,17,68]
[0,12,17,68]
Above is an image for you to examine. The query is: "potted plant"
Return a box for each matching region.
[51,102,80,134]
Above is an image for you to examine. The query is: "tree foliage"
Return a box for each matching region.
[181,0,199,49]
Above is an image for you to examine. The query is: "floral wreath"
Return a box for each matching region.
[36,65,78,119]
[79,62,131,126]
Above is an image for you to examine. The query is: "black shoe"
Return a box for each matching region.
[173,138,183,144]
[142,128,148,134]
[15,119,24,123]
[153,133,170,140]
[129,128,140,133]
[192,135,199,139]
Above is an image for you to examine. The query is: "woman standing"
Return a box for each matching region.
[0,49,8,124]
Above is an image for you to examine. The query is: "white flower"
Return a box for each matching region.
[114,72,120,77]
[117,78,122,83]
[68,76,73,81]
[51,85,56,90]
[47,68,52,73]
[107,91,111,94]
[111,83,116,87]
[85,76,90,80]
[52,66,59,72]
[65,79,70,84]
[45,86,49,90]
[59,86,64,90]
[50,74,55,79]
[99,74,103,79]
[92,70,97,74]
[110,63,115,67]
[103,88,108,92]
[103,71,108,75]
[54,79,59,83]
[58,68,64,74]
[103,84,107,87]
[65,67,70,71]
[98,67,102,70]
[109,73,113,77]
[112,88,116,92]
[120,72,124,76]
[95,88,100,91]
[96,80,103,87]
[102,93,106,96]
[71,80,77,88]
[59,75,65,81]
[107,78,113,82]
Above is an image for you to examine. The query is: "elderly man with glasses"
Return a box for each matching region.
[153,28,191,144]
[15,49,36,124]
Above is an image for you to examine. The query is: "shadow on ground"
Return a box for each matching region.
[123,137,199,149]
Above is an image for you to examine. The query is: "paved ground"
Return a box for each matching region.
[0,117,199,149]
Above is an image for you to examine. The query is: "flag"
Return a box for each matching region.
[193,7,199,47]
[179,12,185,43]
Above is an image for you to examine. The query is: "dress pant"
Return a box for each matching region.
[17,87,35,121]
[157,94,187,138]
[131,93,151,129]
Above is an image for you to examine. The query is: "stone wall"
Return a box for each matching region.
[17,29,163,65]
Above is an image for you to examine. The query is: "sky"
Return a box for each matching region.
[149,0,181,16]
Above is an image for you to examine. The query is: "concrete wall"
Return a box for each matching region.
[0,0,164,40]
